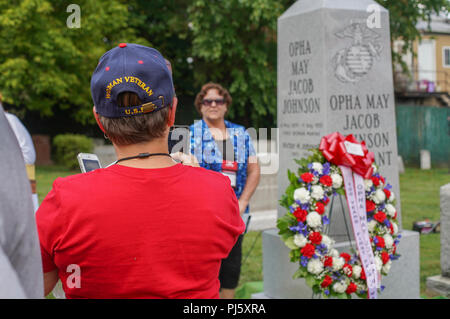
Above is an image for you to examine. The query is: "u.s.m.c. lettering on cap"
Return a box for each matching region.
[90,43,175,118]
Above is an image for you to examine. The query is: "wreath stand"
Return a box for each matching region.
[311,193,355,299]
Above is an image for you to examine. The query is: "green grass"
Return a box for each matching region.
[236,167,449,298]
[36,165,78,200]
[399,168,449,297]
[36,166,449,298]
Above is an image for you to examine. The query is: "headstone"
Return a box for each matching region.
[256,0,420,299]
[426,183,450,297]
[420,149,431,170]
[398,155,405,174]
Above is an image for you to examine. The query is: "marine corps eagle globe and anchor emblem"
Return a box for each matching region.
[332,22,382,83]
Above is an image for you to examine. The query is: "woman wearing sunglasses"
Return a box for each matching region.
[189,82,261,299]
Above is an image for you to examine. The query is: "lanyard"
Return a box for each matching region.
[114,152,171,165]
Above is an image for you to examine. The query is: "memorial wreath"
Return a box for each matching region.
[277,132,401,299]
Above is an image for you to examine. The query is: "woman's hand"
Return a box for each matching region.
[238,198,249,216]
[171,152,200,167]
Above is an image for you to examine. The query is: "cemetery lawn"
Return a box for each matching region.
[36,166,449,298]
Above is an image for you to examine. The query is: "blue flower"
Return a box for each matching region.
[316,244,328,255]
[324,289,330,296]
[300,203,310,211]
[300,256,309,267]
[322,163,331,175]
[322,216,330,225]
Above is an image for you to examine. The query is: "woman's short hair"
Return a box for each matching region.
[194,82,232,115]
[98,91,170,146]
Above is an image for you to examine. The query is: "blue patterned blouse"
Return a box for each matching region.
[189,119,256,214]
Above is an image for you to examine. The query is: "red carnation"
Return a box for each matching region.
[375,236,385,248]
[374,211,387,223]
[343,264,353,277]
[319,175,332,187]
[389,224,394,235]
[381,251,390,265]
[346,282,357,294]
[315,202,325,215]
[293,208,308,222]
[371,176,380,186]
[380,176,385,184]
[360,268,366,280]
[383,189,391,199]
[340,252,351,263]
[321,275,333,288]
[366,200,376,212]
[309,232,322,245]
[323,197,330,205]
[301,172,314,183]
[300,243,316,258]
[323,256,333,267]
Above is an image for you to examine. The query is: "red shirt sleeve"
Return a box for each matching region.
[35,179,65,273]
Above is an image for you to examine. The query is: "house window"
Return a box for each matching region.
[443,47,450,68]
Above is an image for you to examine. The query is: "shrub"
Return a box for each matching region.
[53,134,94,170]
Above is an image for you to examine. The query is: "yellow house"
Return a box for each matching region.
[394,15,450,105]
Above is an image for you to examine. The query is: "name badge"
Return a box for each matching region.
[222,160,238,188]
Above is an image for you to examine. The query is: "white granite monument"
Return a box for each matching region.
[254,0,420,299]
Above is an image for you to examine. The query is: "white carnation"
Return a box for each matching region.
[332,257,345,271]
[385,204,396,217]
[353,265,362,279]
[375,256,383,272]
[382,260,392,273]
[293,187,311,204]
[306,212,322,228]
[330,249,339,258]
[389,191,395,202]
[364,179,373,191]
[312,162,323,174]
[332,281,348,294]
[368,220,378,232]
[293,234,307,248]
[392,223,399,235]
[383,234,394,249]
[321,235,334,249]
[311,185,324,200]
[373,189,386,204]
[331,173,343,189]
[372,164,378,173]
[307,258,324,275]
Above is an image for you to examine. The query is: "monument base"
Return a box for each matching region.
[255,228,420,299]
[426,275,450,298]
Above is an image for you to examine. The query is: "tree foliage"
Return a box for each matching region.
[0,0,143,124]
[0,0,449,129]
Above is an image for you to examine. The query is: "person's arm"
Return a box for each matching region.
[238,156,260,215]
[44,269,58,296]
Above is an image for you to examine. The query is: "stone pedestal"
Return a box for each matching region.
[254,228,420,299]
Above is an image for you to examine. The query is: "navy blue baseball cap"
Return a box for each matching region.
[91,43,174,118]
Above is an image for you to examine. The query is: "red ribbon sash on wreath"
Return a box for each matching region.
[319,132,380,299]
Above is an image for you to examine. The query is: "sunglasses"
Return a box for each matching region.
[202,98,225,106]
